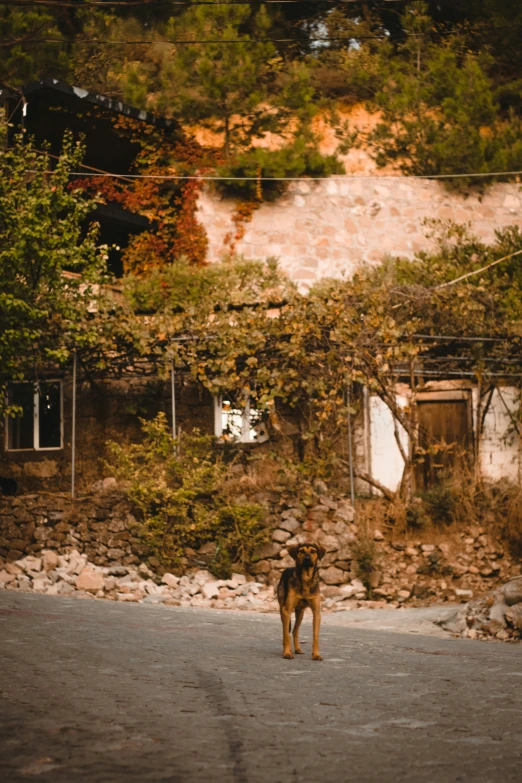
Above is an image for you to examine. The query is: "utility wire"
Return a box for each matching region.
[434,248,522,290]
[41,169,522,180]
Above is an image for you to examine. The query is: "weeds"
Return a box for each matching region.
[351,535,378,594]
[360,466,522,558]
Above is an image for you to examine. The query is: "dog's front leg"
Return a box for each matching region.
[281,608,294,659]
[293,605,305,654]
[310,596,322,661]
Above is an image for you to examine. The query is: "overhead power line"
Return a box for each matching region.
[35,169,522,181]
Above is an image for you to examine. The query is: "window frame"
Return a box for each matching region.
[5,380,64,452]
[213,395,262,444]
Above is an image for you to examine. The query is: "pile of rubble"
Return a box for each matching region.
[0,550,369,611]
[439,576,522,641]
[359,526,520,606]
[258,495,520,606]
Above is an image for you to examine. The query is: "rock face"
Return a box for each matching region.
[439,576,522,641]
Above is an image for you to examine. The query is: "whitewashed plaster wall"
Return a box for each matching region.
[197,177,522,287]
[369,395,409,494]
[368,387,521,493]
[475,387,521,483]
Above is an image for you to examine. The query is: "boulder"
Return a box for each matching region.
[17,556,42,573]
[76,568,105,593]
[201,581,221,600]
[320,566,346,585]
[198,541,217,556]
[162,573,180,588]
[338,579,365,599]
[42,550,59,572]
[278,517,300,533]
[251,560,271,575]
[272,529,291,543]
[254,542,281,560]
[332,500,354,524]
[192,569,214,586]
[504,576,522,607]
[315,533,340,553]
[505,604,522,630]
[231,573,247,586]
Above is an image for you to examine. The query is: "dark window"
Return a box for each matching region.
[7,383,34,450]
[38,383,61,448]
[6,382,62,451]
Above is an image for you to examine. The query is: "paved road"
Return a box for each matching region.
[0,593,520,783]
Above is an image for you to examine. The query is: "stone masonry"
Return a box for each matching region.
[0,487,519,613]
[197,177,522,286]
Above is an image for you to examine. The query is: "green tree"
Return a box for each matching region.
[369,2,522,185]
[0,129,108,416]
[107,413,268,576]
[0,7,69,86]
[157,5,318,157]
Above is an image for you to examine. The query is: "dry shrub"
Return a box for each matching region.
[356,467,522,559]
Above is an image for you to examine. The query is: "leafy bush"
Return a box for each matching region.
[106,413,268,577]
[421,482,457,527]
[351,535,378,594]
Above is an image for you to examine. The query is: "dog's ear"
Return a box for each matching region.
[287,544,300,561]
[314,544,326,560]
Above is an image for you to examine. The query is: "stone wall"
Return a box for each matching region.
[1,488,520,609]
[0,487,145,567]
[0,489,520,608]
[197,177,522,286]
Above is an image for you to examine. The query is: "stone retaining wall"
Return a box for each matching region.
[0,486,145,568]
[0,489,520,608]
[197,177,522,286]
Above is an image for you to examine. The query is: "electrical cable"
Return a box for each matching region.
[33,169,522,180]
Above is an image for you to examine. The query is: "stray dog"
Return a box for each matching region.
[277,542,326,660]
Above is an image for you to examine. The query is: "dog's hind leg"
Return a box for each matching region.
[293,605,305,654]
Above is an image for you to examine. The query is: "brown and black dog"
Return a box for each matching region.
[277,542,326,661]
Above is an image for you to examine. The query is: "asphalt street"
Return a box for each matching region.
[0,593,520,783]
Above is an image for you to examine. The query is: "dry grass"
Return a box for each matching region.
[357,469,522,558]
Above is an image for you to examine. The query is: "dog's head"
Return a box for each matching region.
[287,542,326,569]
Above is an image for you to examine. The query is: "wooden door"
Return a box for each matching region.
[415,399,471,490]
